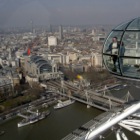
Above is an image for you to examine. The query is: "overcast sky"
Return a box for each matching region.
[0,0,140,28]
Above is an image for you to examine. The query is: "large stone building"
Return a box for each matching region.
[68,52,78,62]
[48,36,57,46]
[47,53,70,64]
[24,55,62,81]
[94,53,102,67]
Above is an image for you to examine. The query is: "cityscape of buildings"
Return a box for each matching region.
[1,24,125,140]
[0,25,112,97]
[1,1,140,139]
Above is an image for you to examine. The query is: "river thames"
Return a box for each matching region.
[0,85,140,140]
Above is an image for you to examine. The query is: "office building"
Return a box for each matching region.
[48,36,57,46]
[59,25,63,40]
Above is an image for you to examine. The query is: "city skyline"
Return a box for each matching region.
[0,0,140,28]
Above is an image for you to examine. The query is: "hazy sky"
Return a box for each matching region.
[0,0,140,28]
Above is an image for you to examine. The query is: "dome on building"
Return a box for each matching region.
[103,17,140,81]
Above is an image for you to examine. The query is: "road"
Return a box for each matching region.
[0,92,58,123]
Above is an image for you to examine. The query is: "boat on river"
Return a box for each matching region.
[17,110,50,128]
[54,99,75,109]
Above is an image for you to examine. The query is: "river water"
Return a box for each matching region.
[0,85,140,140]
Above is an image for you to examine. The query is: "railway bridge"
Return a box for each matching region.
[41,80,131,111]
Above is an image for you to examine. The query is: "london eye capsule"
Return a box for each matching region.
[103,17,140,81]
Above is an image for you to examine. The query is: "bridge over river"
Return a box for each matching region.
[41,80,130,111]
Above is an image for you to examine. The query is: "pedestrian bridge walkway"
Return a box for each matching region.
[45,80,132,111]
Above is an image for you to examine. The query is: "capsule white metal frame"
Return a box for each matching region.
[85,101,140,140]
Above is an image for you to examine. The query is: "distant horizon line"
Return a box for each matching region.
[0,24,116,29]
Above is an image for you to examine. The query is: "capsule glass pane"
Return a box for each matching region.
[126,18,140,30]
[103,31,123,54]
[121,32,140,57]
[103,17,140,80]
[103,55,121,75]
[114,21,130,30]
[121,58,140,78]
